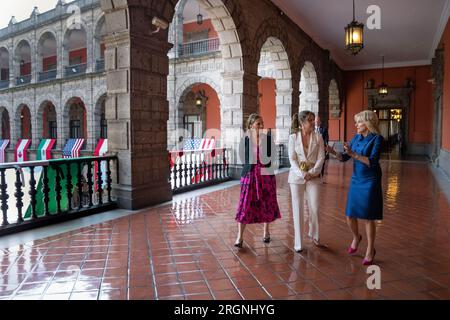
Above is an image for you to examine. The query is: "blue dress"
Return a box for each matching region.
[341,133,383,220]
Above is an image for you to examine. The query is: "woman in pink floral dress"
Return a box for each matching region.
[234,114,281,248]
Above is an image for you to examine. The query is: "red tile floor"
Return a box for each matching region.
[1,159,450,300]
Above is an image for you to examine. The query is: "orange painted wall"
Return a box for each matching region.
[192,84,221,141]
[343,66,433,144]
[258,79,276,130]
[183,19,218,40]
[440,19,450,151]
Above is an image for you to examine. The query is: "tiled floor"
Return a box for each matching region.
[1,159,450,300]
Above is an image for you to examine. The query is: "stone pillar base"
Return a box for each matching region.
[113,182,172,210]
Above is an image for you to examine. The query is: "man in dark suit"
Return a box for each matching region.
[315,116,329,182]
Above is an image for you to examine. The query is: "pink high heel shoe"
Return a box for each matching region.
[362,249,376,265]
[347,235,362,255]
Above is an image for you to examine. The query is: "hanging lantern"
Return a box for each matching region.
[378,55,389,96]
[345,0,364,55]
[197,4,203,25]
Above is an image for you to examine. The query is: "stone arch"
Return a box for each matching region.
[63,97,87,144]
[299,61,319,114]
[37,100,58,140]
[328,79,341,119]
[14,39,32,84]
[168,77,222,148]
[62,24,88,74]
[164,0,247,150]
[0,106,10,140]
[255,30,293,145]
[37,31,58,79]
[15,104,32,141]
[94,93,107,142]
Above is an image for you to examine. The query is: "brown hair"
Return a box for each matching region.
[291,110,315,134]
[246,113,263,130]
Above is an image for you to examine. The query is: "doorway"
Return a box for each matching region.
[374,108,404,157]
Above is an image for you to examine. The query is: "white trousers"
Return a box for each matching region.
[289,180,320,251]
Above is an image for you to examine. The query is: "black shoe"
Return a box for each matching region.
[263,235,271,243]
[234,239,243,248]
[295,248,304,253]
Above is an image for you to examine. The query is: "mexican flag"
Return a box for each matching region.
[24,158,90,219]
[14,139,31,162]
[37,139,56,160]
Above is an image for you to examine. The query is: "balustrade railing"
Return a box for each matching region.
[16,74,31,86]
[0,80,9,89]
[0,156,117,236]
[38,69,57,82]
[95,59,105,72]
[64,63,87,77]
[169,148,230,193]
[179,38,220,57]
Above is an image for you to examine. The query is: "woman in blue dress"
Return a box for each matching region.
[327,110,383,265]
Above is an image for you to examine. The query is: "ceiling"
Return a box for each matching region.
[269,0,450,70]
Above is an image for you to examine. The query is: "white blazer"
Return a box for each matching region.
[288,132,325,184]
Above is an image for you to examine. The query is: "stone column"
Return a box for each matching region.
[101,1,172,209]
[86,22,94,73]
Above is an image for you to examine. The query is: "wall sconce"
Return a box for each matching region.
[20,59,25,66]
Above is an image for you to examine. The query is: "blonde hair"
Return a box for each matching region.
[354,110,380,135]
[291,111,315,134]
[246,113,262,130]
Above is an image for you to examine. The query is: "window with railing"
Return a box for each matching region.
[179,38,220,57]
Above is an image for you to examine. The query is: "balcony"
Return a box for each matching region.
[95,59,105,72]
[178,38,220,57]
[0,80,9,89]
[16,74,31,86]
[64,63,87,77]
[38,69,57,82]
[0,156,117,236]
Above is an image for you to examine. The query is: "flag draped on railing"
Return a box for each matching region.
[94,139,108,191]
[0,139,9,163]
[62,139,85,158]
[14,139,31,162]
[36,139,56,160]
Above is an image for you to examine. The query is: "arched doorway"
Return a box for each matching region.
[16,104,32,140]
[64,98,87,143]
[257,36,292,144]
[299,61,319,114]
[37,32,57,81]
[37,101,57,139]
[0,107,10,139]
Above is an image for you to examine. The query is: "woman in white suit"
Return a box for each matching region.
[288,111,325,252]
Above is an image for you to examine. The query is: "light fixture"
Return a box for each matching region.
[20,59,25,66]
[391,109,402,122]
[195,90,207,108]
[197,4,203,25]
[345,0,364,55]
[378,55,388,96]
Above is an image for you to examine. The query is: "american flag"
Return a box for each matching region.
[62,139,85,158]
[183,138,215,151]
